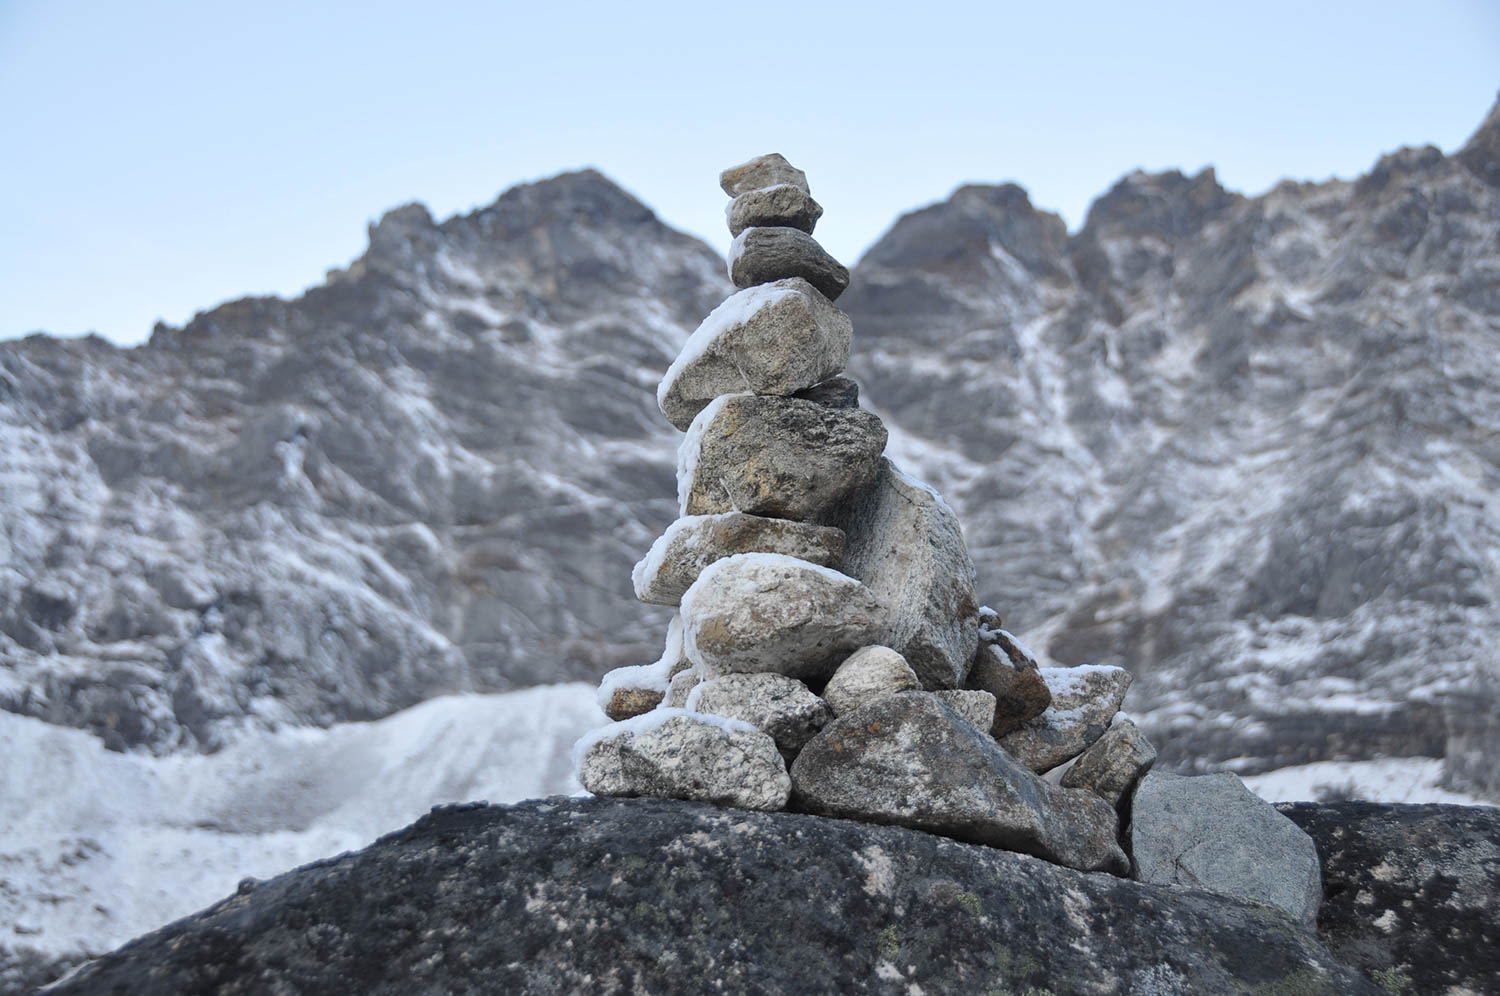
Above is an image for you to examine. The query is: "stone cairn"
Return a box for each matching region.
[575,155,1322,919]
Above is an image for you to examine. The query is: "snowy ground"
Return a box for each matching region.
[4,683,1492,973]
[1,683,607,965]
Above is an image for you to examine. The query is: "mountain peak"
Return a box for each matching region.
[1455,91,1500,188]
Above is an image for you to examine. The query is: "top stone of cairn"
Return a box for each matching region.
[720,153,809,197]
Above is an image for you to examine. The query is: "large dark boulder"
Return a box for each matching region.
[1281,801,1500,996]
[45,797,1382,995]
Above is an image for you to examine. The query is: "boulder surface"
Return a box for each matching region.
[44,797,1382,995]
[1131,771,1323,924]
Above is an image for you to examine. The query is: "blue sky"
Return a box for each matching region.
[2,0,1496,346]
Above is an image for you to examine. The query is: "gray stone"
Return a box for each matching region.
[835,459,979,689]
[41,797,1384,996]
[680,554,884,683]
[633,512,846,606]
[966,641,1052,737]
[791,375,859,409]
[1130,771,1323,924]
[576,710,790,811]
[719,153,809,197]
[657,278,852,429]
[663,667,701,708]
[1061,718,1157,807]
[997,665,1132,773]
[727,184,823,237]
[933,689,997,733]
[678,394,887,523]
[820,645,920,717]
[687,672,831,758]
[729,227,850,301]
[791,693,1128,874]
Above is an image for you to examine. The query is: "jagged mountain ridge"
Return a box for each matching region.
[2,106,1497,791]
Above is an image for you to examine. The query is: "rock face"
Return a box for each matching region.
[6,106,1500,797]
[1130,771,1324,924]
[837,460,980,690]
[574,710,790,811]
[43,797,1384,996]
[791,693,1128,874]
[657,277,852,430]
[679,554,884,682]
[678,394,887,522]
[631,512,845,606]
[1282,801,1500,995]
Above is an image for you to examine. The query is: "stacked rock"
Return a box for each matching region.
[574,156,1320,906]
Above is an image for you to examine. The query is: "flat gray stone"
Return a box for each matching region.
[687,672,831,758]
[729,227,850,301]
[998,665,1131,773]
[680,553,884,683]
[575,710,790,811]
[820,645,920,717]
[727,184,823,237]
[1131,771,1323,925]
[657,278,852,430]
[678,395,886,523]
[719,153,809,197]
[933,689,996,733]
[836,460,979,689]
[791,693,1128,874]
[1060,718,1157,808]
[633,513,845,606]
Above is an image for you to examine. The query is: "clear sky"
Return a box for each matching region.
[2,0,1496,346]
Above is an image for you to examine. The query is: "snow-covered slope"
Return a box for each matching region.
[2,103,1498,802]
[0,682,604,985]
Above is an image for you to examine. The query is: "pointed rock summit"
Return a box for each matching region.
[575,153,1319,910]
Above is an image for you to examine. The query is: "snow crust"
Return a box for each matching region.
[594,661,671,709]
[1,684,601,961]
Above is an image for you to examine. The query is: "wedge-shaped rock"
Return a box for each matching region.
[792,375,859,409]
[821,646,920,717]
[729,227,850,301]
[658,279,852,430]
[1130,772,1322,924]
[933,689,997,733]
[681,553,884,683]
[633,512,846,606]
[720,153,809,197]
[575,710,790,811]
[997,665,1131,773]
[678,395,886,523]
[687,672,831,758]
[836,460,979,689]
[1060,718,1157,808]
[966,620,1052,737]
[791,693,1127,874]
[727,184,823,237]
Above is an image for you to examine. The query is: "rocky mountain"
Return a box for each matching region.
[3,101,1497,794]
[35,797,1500,995]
